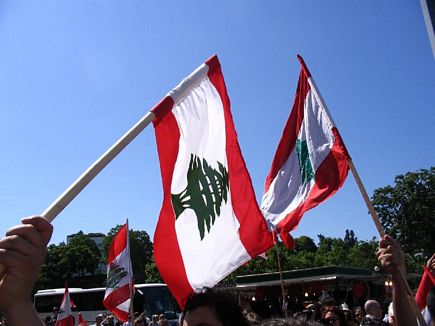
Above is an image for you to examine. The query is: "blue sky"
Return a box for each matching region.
[1,1,434,246]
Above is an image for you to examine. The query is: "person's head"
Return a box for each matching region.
[95,313,104,325]
[245,311,262,325]
[152,314,159,322]
[180,288,249,326]
[321,306,345,326]
[134,313,147,326]
[364,300,382,319]
[353,307,363,323]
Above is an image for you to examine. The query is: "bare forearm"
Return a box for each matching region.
[392,272,418,326]
[2,302,44,326]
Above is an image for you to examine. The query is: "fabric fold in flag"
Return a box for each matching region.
[103,222,134,322]
[261,55,350,249]
[152,55,274,307]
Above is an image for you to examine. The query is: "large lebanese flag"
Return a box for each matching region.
[103,222,134,322]
[261,55,350,249]
[55,285,74,326]
[152,55,274,307]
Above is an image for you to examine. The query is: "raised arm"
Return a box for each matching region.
[377,235,418,326]
[0,216,53,326]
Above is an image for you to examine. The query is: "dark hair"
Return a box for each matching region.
[428,286,435,318]
[182,288,249,326]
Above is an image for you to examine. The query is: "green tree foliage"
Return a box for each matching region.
[223,231,380,286]
[344,229,358,247]
[314,236,348,266]
[102,225,153,277]
[144,256,163,283]
[371,167,435,259]
[68,231,101,274]
[36,232,101,290]
[36,243,68,290]
[295,236,317,252]
[347,239,379,270]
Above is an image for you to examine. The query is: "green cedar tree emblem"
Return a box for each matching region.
[171,154,229,240]
[106,263,128,289]
[296,139,314,185]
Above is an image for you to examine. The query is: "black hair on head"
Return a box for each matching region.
[428,286,435,318]
[182,287,249,326]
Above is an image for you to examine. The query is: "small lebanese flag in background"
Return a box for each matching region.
[78,312,89,326]
[103,221,134,322]
[55,284,74,326]
[261,55,350,249]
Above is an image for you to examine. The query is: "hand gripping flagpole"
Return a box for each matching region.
[298,55,427,326]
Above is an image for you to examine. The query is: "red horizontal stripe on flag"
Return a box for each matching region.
[103,283,130,310]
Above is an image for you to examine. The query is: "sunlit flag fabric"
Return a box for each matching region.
[415,265,435,310]
[55,285,74,326]
[152,55,274,307]
[103,222,134,322]
[261,55,350,249]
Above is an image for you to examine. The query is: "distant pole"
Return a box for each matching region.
[348,158,427,326]
[300,54,427,326]
[420,0,435,58]
[274,242,288,318]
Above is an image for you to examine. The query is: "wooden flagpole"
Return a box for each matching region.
[0,110,156,278]
[274,242,288,318]
[348,159,427,326]
[41,111,156,222]
[0,57,209,277]
[301,54,427,325]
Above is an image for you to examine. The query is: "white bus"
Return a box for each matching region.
[34,283,180,324]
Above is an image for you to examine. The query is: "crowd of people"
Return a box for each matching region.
[0,216,433,326]
[39,311,170,326]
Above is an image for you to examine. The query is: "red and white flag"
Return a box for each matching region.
[152,55,274,307]
[261,55,350,248]
[103,222,134,322]
[55,285,74,326]
[415,264,435,310]
[78,312,89,326]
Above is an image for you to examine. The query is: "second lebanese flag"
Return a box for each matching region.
[261,55,350,248]
[152,55,274,307]
[103,222,133,322]
[55,285,74,326]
